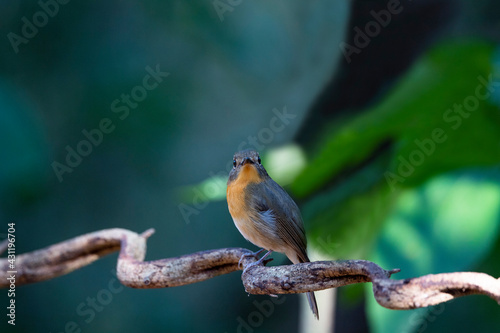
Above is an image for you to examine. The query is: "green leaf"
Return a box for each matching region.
[292,41,500,199]
[304,152,399,259]
[295,40,500,261]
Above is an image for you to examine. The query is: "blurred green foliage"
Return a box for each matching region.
[298,42,500,263]
[296,41,500,332]
[2,1,500,333]
[368,168,500,333]
[293,42,500,197]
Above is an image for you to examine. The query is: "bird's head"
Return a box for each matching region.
[228,149,268,185]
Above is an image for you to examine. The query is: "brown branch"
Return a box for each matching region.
[1,228,499,310]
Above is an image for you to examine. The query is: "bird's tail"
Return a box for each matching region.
[296,253,319,320]
[306,291,319,320]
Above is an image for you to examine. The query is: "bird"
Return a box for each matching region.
[226,149,319,319]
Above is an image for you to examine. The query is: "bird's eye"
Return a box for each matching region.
[257,157,261,164]
[233,160,236,167]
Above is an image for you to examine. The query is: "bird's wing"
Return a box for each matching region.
[247,180,309,263]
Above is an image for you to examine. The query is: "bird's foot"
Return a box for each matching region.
[238,249,265,269]
[242,250,273,275]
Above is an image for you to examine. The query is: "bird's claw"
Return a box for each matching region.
[238,249,265,269]
[241,250,273,275]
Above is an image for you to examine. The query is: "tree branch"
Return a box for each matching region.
[1,228,499,310]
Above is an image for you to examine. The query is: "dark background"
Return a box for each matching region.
[1,1,500,332]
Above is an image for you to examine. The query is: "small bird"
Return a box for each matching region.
[226,149,319,319]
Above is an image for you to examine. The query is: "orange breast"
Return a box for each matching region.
[227,164,262,220]
[227,164,266,245]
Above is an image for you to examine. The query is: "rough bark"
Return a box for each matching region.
[1,228,499,310]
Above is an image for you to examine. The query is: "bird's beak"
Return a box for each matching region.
[241,157,253,165]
